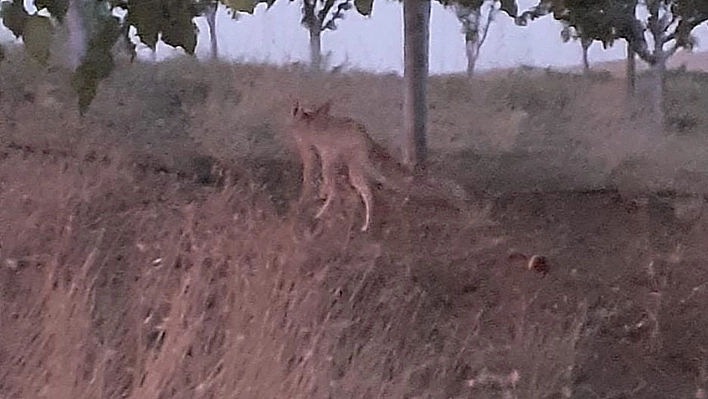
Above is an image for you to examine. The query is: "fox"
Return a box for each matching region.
[289,99,472,232]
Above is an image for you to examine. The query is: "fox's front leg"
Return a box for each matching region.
[317,176,329,200]
[298,145,318,203]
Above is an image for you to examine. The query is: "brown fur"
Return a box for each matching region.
[289,100,471,232]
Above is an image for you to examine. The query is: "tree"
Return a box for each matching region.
[290,0,373,71]
[0,0,55,65]
[400,0,517,170]
[0,0,203,113]
[402,0,430,170]
[0,0,122,112]
[123,0,200,56]
[630,0,708,126]
[517,0,635,86]
[626,42,636,96]
[0,0,274,113]
[519,0,708,127]
[517,0,621,55]
[448,0,517,78]
[560,23,593,73]
[70,0,124,112]
[194,0,219,59]
[453,1,493,78]
[113,16,137,63]
[194,0,250,61]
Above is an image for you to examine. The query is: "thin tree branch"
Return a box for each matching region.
[666,40,680,58]
[476,1,495,51]
[317,0,337,27]
[301,0,318,30]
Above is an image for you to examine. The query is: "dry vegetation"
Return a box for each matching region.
[2,46,708,398]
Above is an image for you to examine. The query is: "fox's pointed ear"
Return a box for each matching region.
[292,100,301,117]
[315,99,332,116]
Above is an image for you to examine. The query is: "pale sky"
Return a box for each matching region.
[3,0,708,75]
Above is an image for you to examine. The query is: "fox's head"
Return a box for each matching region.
[291,99,333,122]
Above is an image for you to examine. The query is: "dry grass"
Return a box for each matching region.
[2,45,708,399]
[0,143,587,398]
[7,45,708,195]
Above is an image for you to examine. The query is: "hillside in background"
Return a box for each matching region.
[567,49,708,77]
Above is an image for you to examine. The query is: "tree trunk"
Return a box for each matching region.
[113,22,136,63]
[648,57,666,128]
[403,0,431,172]
[456,5,481,78]
[464,34,479,78]
[205,1,218,59]
[626,42,636,96]
[309,27,322,71]
[123,23,136,63]
[65,0,87,69]
[645,0,668,128]
[581,38,591,74]
[648,21,666,128]
[455,3,493,80]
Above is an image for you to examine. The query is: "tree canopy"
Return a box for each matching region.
[519,0,708,65]
[444,0,517,17]
[9,0,706,116]
[0,0,275,113]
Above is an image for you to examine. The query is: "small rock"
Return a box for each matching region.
[5,258,18,271]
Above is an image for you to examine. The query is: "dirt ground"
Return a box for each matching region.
[2,49,708,398]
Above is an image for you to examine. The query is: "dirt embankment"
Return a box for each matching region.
[3,137,708,399]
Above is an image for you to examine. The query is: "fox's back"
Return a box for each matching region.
[302,115,373,149]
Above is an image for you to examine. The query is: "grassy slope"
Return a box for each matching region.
[2,47,708,398]
[8,46,708,195]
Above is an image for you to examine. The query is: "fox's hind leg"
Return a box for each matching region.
[315,151,337,219]
[348,165,374,232]
[297,144,318,204]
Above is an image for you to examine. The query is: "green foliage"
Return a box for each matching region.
[0,0,278,114]
[353,0,373,16]
[23,15,52,65]
[81,0,115,38]
[71,14,121,115]
[559,24,571,42]
[222,0,275,13]
[518,0,627,49]
[294,0,360,33]
[496,0,516,16]
[669,0,708,48]
[161,1,198,53]
[0,1,52,66]
[125,0,199,54]
[520,0,708,64]
[440,0,518,17]
[35,0,68,22]
[125,1,159,49]
[0,0,28,39]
